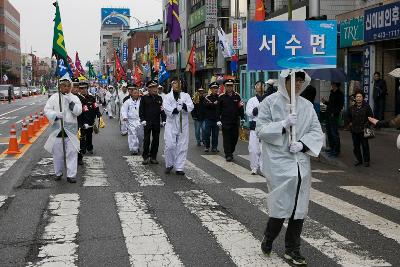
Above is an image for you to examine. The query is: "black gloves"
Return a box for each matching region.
[68,101,75,111]
[252,107,258,116]
[182,103,187,111]
[172,108,179,114]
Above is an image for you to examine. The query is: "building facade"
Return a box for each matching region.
[0,0,20,85]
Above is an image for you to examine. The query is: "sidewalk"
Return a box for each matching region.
[315,129,400,181]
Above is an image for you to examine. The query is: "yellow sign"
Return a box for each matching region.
[149,37,156,60]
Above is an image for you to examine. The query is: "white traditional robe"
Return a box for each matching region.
[246,95,263,173]
[256,70,323,219]
[163,91,194,171]
[117,90,129,134]
[121,97,143,153]
[44,92,82,178]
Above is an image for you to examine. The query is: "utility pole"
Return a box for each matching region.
[234,0,239,78]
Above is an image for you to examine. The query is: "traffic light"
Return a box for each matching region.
[307,15,327,20]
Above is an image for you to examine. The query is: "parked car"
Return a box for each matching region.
[0,84,14,100]
[21,87,29,97]
[48,87,58,98]
[29,86,38,95]
[13,87,22,99]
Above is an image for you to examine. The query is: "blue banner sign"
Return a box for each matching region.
[123,44,128,63]
[247,20,337,71]
[364,2,400,42]
[101,8,130,27]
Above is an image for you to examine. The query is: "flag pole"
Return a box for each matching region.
[288,0,296,143]
[56,71,68,179]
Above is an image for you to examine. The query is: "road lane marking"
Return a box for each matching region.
[124,156,164,186]
[312,169,345,174]
[0,106,27,117]
[311,188,400,244]
[340,186,400,211]
[115,192,183,266]
[0,158,17,177]
[232,188,391,267]
[27,194,80,267]
[237,155,322,183]
[82,156,110,186]
[185,160,221,184]
[176,190,290,266]
[202,155,265,183]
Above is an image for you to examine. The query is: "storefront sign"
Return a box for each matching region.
[166,54,177,70]
[362,45,375,104]
[122,44,128,63]
[232,19,242,50]
[205,35,216,68]
[364,2,400,42]
[189,6,206,29]
[248,20,337,70]
[205,0,217,27]
[340,16,364,48]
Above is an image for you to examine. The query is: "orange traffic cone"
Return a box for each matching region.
[33,113,40,132]
[5,125,21,154]
[19,119,31,145]
[28,115,35,137]
[39,111,46,127]
[42,110,49,124]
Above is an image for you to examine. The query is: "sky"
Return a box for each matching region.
[9,0,163,63]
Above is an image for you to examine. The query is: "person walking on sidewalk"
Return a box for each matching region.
[139,80,166,165]
[217,79,245,162]
[163,78,194,175]
[203,82,220,153]
[348,91,373,167]
[256,70,323,265]
[44,75,82,183]
[246,80,267,175]
[372,72,387,120]
[192,87,206,146]
[322,82,344,158]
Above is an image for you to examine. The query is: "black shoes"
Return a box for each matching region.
[142,158,150,165]
[354,161,362,166]
[88,150,93,155]
[364,162,370,167]
[284,250,307,266]
[226,156,233,162]
[204,148,209,153]
[131,151,138,156]
[78,159,84,165]
[67,177,76,183]
[55,174,62,181]
[150,159,159,164]
[165,166,173,174]
[211,148,219,153]
[175,171,185,176]
[260,236,272,256]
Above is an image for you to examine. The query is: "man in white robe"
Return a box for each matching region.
[44,75,82,183]
[116,83,129,135]
[105,86,115,118]
[121,85,143,155]
[163,78,194,175]
[245,80,266,175]
[256,70,323,265]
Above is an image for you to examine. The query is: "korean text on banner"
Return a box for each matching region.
[247,20,337,71]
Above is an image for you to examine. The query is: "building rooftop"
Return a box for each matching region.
[128,21,163,36]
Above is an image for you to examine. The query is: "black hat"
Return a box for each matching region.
[146,80,158,88]
[209,81,219,89]
[127,83,138,90]
[72,77,80,85]
[79,81,89,88]
[254,80,264,86]
[170,77,181,83]
[223,78,235,85]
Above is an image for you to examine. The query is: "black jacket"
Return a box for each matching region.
[265,84,277,97]
[203,93,219,121]
[326,89,344,117]
[77,94,101,126]
[373,79,387,100]
[217,92,245,125]
[347,102,373,133]
[76,93,86,127]
[139,94,166,126]
[300,85,316,104]
[191,96,206,121]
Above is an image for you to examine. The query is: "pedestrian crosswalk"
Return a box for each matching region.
[0,158,16,177]
[1,154,399,266]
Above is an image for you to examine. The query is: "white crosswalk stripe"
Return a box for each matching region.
[0,195,7,208]
[176,189,291,266]
[184,160,221,184]
[82,156,110,186]
[232,188,391,267]
[115,192,183,266]
[340,186,400,211]
[311,188,400,244]
[237,155,322,183]
[202,155,265,183]
[0,159,16,177]
[124,156,164,186]
[31,158,54,176]
[27,193,80,267]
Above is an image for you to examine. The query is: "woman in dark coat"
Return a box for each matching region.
[347,91,373,167]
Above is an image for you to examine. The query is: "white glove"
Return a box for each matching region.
[282,113,297,128]
[289,141,303,153]
[83,124,90,129]
[161,122,166,127]
[56,112,63,119]
[177,105,183,112]
[240,119,245,125]
[141,121,147,126]
[217,121,222,127]
[63,94,71,103]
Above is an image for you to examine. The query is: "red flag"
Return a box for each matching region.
[186,43,196,75]
[133,65,142,85]
[75,52,86,75]
[153,58,160,73]
[255,0,265,21]
[67,56,77,78]
[114,50,126,82]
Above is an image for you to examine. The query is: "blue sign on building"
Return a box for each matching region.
[247,20,337,71]
[101,8,130,27]
[123,44,128,63]
[364,2,400,42]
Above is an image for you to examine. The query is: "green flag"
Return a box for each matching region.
[88,62,96,78]
[52,1,67,61]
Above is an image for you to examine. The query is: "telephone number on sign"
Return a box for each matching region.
[373,29,400,40]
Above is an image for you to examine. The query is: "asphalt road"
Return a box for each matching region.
[0,110,399,267]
